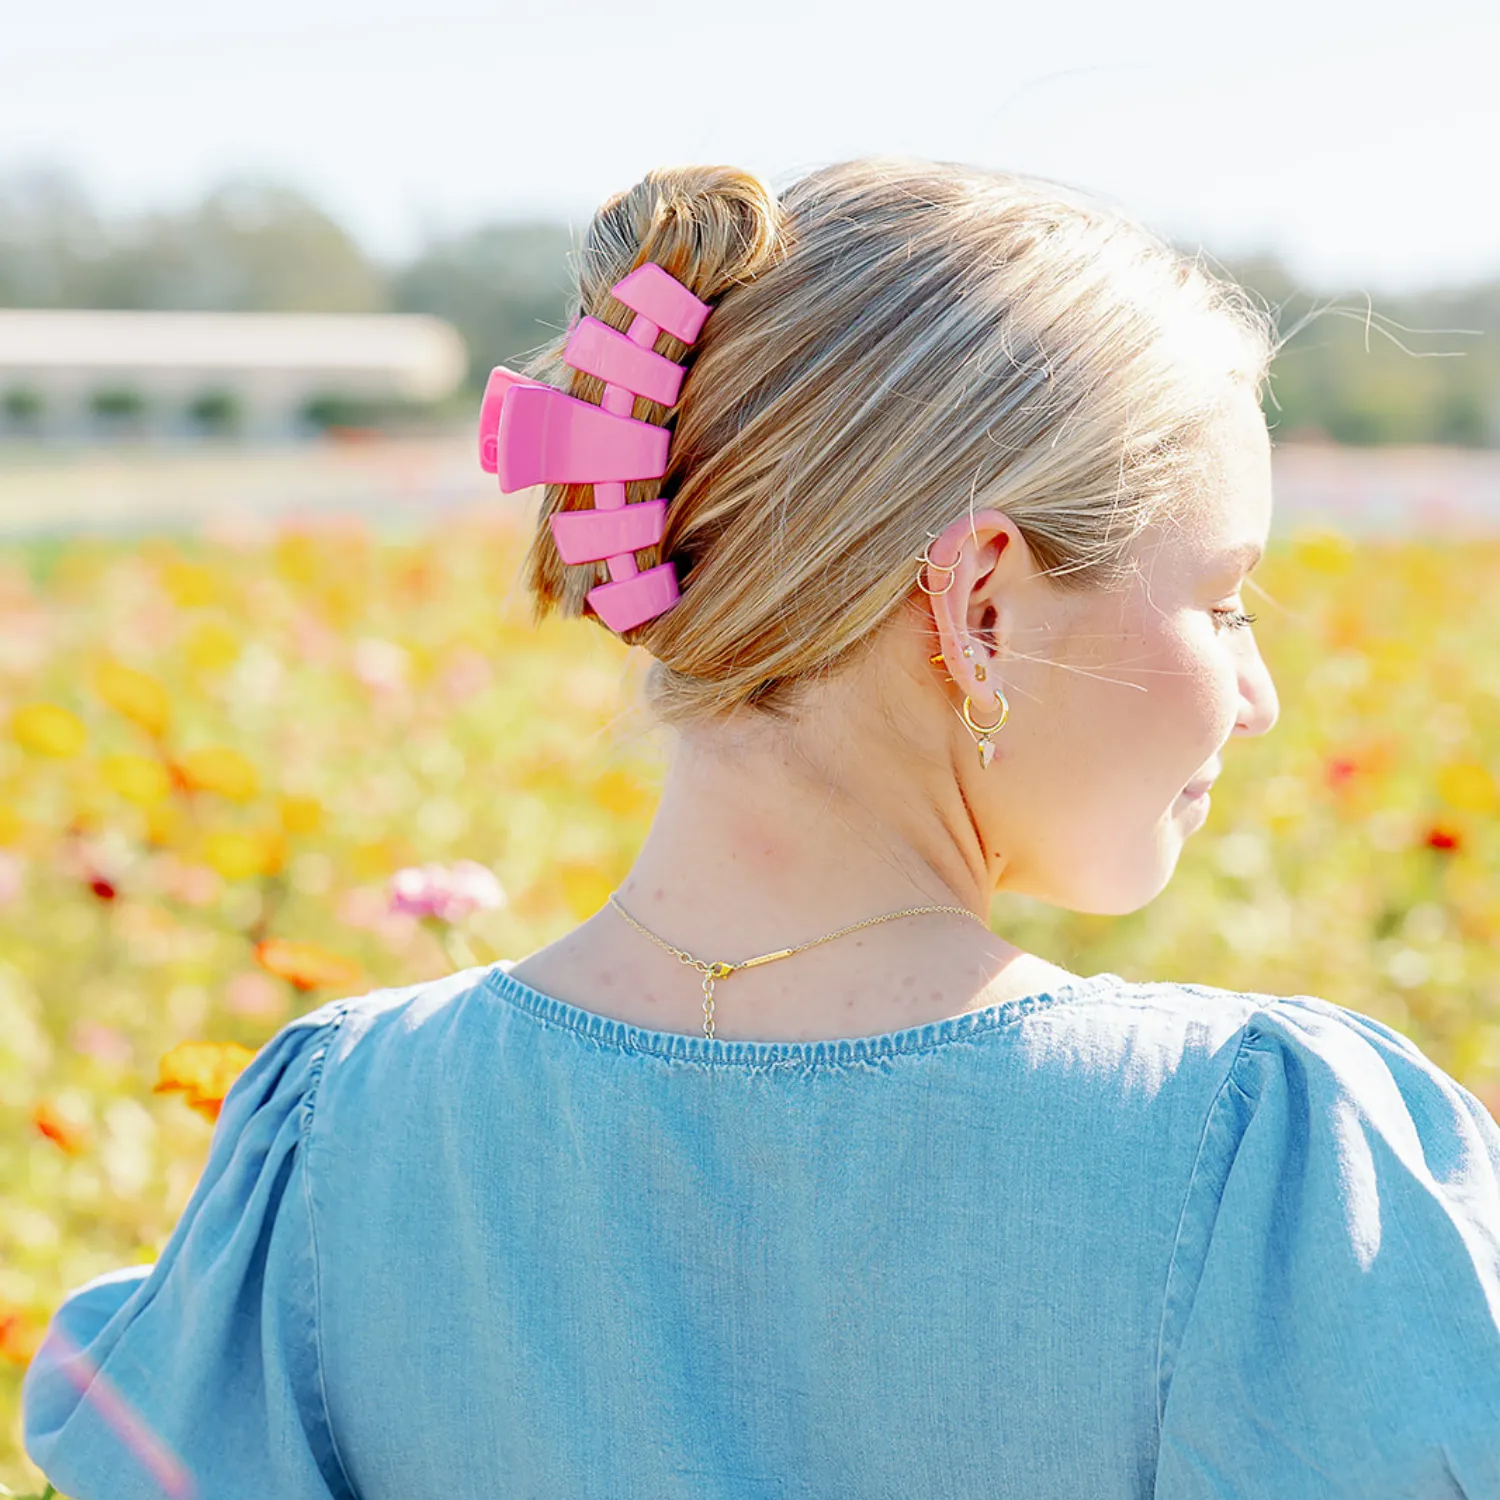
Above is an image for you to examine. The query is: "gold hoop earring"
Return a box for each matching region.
[961,690,1010,770]
[916,535,958,596]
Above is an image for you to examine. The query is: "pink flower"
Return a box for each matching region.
[152,853,222,908]
[352,638,410,695]
[225,971,286,1020]
[0,851,24,907]
[387,860,506,924]
[336,885,390,932]
[70,1018,133,1066]
[441,647,492,703]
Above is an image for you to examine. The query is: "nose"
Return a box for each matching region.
[1236,645,1279,739]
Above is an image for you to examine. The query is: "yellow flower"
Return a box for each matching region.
[1437,761,1499,816]
[144,800,188,849]
[348,838,415,882]
[94,660,171,739]
[12,702,86,758]
[591,767,657,821]
[174,746,259,802]
[153,1040,257,1123]
[279,793,324,835]
[183,619,241,673]
[560,861,615,921]
[0,802,24,846]
[100,752,172,806]
[202,828,285,881]
[1293,528,1355,576]
[159,558,218,608]
[274,532,320,587]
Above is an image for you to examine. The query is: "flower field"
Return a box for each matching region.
[3,507,1500,1492]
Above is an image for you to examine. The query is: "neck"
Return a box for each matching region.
[614,714,995,959]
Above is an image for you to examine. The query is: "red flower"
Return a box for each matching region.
[1424,825,1462,853]
[33,1100,89,1155]
[1325,757,1360,788]
[89,876,118,900]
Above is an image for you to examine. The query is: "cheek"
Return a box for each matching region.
[1090,608,1224,762]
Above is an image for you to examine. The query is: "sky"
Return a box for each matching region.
[1,0,1496,293]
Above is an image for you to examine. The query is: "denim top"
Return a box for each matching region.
[23,961,1500,1497]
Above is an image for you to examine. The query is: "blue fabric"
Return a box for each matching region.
[22,962,1500,1498]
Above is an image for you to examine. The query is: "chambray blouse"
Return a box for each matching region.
[22,961,1500,1499]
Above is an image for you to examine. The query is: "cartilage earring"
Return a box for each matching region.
[916,536,958,596]
[961,690,1009,770]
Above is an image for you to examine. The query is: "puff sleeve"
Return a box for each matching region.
[1155,997,1500,1498]
[21,999,359,1500]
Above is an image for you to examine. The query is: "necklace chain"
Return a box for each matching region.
[606,892,988,1040]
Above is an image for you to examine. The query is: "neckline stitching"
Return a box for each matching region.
[478,962,1128,1068]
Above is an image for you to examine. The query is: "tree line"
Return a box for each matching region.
[2,165,1496,446]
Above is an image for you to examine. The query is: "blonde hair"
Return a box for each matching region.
[518,156,1276,729]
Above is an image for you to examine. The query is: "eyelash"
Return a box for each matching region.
[1212,608,1258,632]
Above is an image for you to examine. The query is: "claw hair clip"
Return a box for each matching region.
[477,262,712,634]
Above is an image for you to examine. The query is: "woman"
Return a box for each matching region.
[24,158,1500,1498]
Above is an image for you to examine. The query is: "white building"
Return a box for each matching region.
[0,308,468,442]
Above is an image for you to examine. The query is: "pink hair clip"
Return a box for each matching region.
[477,261,712,634]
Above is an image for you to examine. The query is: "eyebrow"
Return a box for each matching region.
[1222,542,1264,570]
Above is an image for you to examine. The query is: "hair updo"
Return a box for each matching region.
[518,156,1276,731]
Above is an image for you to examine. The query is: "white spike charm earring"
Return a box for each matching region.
[961,689,1009,769]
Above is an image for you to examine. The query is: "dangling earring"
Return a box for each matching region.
[961,690,1010,769]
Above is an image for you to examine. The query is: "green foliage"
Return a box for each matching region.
[5,168,1498,443]
[2,389,44,422]
[0,167,382,314]
[1220,253,1500,447]
[184,390,242,435]
[86,386,147,420]
[390,221,576,391]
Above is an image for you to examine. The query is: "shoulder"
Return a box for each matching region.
[1154,990,1500,1485]
[1028,975,1456,1093]
[1016,973,1271,1083]
[291,962,501,1128]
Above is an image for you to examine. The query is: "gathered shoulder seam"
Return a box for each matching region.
[1154,1016,1260,1435]
[298,1001,363,1500]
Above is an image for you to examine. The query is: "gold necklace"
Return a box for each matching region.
[606,892,989,1039]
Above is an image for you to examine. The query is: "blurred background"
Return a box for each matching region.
[4,1,1500,1490]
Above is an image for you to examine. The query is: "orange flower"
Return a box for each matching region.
[94,660,171,739]
[153,1040,257,1123]
[32,1099,90,1155]
[0,1306,44,1366]
[254,937,362,992]
[173,746,260,802]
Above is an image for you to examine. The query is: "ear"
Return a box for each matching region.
[924,508,1036,662]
